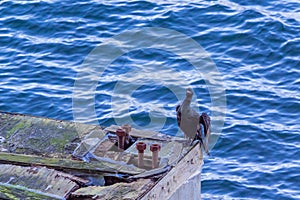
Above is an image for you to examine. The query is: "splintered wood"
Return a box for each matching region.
[141,143,203,200]
[0,164,85,199]
[72,179,154,200]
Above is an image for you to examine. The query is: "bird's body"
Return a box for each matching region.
[176,88,211,155]
[177,89,199,140]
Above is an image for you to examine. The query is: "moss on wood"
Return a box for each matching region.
[0,184,60,200]
[0,152,145,175]
[0,112,103,157]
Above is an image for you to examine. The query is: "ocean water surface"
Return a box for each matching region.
[0,0,299,199]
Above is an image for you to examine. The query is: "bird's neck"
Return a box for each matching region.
[182,95,192,107]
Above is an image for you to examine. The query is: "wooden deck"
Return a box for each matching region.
[0,111,203,199]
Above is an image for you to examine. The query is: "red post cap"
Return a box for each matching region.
[136,142,147,153]
[116,128,126,137]
[150,144,161,152]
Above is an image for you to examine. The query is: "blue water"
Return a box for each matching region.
[0,0,299,199]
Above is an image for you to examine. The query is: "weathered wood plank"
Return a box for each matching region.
[140,143,203,200]
[0,152,145,175]
[71,179,154,200]
[0,111,103,157]
[0,164,81,199]
[0,183,62,200]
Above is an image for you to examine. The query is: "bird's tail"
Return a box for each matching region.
[199,113,211,156]
[197,129,210,156]
[200,138,210,156]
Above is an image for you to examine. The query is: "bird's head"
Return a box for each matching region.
[186,88,194,98]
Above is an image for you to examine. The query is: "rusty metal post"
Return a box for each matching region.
[116,128,126,150]
[150,144,161,169]
[136,142,147,168]
[122,124,131,144]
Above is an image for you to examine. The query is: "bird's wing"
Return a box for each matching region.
[198,113,211,156]
[199,113,210,137]
[176,105,181,127]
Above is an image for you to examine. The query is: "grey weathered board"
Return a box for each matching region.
[0,111,203,199]
[0,164,84,199]
[72,179,154,199]
[140,143,203,199]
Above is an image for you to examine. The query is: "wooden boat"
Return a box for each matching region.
[0,111,203,200]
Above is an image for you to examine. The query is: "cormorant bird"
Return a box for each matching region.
[176,88,211,155]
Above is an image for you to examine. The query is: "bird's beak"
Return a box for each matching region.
[186,88,193,96]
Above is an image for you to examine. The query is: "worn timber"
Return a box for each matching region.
[0,164,85,200]
[0,111,203,199]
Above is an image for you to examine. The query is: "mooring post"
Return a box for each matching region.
[116,128,126,150]
[122,124,131,144]
[150,144,161,168]
[136,142,146,168]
